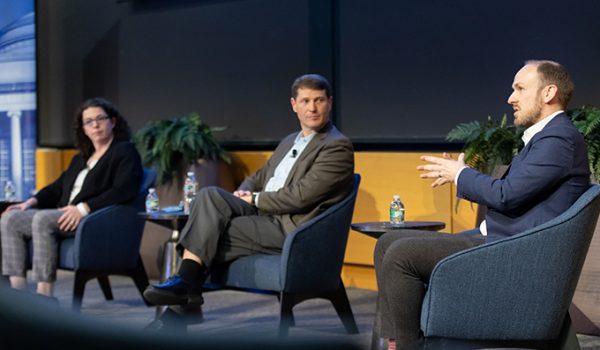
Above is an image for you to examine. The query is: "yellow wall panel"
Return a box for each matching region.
[35,148,63,190]
[61,149,78,168]
[342,264,377,290]
[346,152,454,266]
[451,186,480,233]
[228,151,272,185]
[448,153,479,233]
[35,148,79,191]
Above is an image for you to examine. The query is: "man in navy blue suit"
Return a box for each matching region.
[374,60,590,349]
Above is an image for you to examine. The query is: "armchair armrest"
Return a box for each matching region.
[280,175,360,294]
[73,204,144,271]
[280,210,350,293]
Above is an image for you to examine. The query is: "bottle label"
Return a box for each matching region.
[183,175,198,214]
[390,208,405,224]
[183,176,197,199]
[145,195,159,213]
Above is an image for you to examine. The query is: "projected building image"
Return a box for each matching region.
[0,1,36,200]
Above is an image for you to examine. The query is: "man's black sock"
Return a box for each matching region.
[178,259,209,287]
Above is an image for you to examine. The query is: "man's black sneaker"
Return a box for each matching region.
[143,275,204,306]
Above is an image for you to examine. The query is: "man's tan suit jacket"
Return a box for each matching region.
[238,122,355,233]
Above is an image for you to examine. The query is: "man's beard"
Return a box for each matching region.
[515,94,543,128]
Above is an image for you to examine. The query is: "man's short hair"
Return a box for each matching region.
[291,74,332,98]
[526,60,574,108]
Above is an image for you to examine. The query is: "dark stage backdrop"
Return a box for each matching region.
[36,0,600,148]
[336,0,600,144]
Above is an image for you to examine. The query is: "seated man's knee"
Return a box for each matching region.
[375,233,399,266]
[196,186,227,200]
[380,238,431,273]
[375,230,426,266]
[192,186,233,210]
[197,186,220,194]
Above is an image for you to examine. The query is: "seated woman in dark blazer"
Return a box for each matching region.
[0,97,142,297]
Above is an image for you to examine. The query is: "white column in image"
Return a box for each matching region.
[7,109,23,199]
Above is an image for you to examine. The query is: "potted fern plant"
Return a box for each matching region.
[135,112,234,278]
[569,104,600,182]
[134,112,230,186]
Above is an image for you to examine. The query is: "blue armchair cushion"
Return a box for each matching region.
[208,255,282,291]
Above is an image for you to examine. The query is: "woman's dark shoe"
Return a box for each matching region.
[143,275,203,306]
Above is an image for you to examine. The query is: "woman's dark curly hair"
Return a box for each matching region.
[73,97,132,159]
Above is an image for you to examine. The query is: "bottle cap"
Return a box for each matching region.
[393,194,400,200]
[148,188,156,192]
[187,171,194,176]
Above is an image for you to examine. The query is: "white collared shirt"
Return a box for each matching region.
[69,159,98,217]
[456,110,563,235]
[256,131,316,205]
[521,110,562,146]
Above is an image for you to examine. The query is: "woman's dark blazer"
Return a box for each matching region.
[34,140,143,212]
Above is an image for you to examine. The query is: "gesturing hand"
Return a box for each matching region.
[417,152,466,188]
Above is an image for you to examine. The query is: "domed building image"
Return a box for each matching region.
[0,11,37,200]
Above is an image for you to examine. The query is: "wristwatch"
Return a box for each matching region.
[251,192,259,206]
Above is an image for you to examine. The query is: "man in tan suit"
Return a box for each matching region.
[144,74,355,306]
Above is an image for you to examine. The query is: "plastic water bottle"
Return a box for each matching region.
[390,194,405,224]
[183,171,197,214]
[145,188,159,213]
[4,180,16,201]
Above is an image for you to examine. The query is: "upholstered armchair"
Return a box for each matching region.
[58,168,156,310]
[418,184,600,349]
[205,174,361,336]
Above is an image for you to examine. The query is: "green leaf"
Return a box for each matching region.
[567,105,600,181]
[446,114,524,174]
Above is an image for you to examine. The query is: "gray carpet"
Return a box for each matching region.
[17,271,600,349]
[51,271,374,348]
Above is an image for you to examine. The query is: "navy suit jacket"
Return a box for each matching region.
[457,113,590,242]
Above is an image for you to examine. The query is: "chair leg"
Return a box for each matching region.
[326,281,359,334]
[97,275,114,301]
[276,292,296,327]
[130,257,150,306]
[558,313,581,350]
[279,292,296,337]
[72,271,92,312]
[277,284,358,336]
